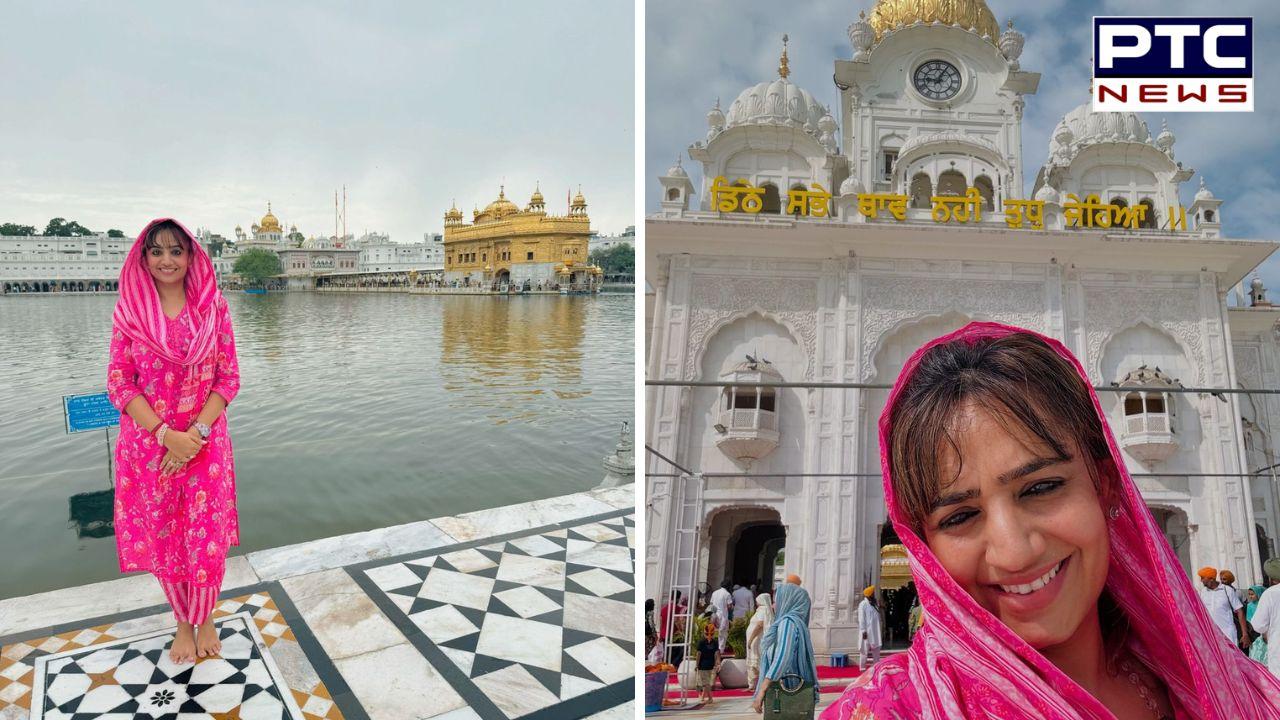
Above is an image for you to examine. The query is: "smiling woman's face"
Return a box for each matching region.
[923,400,1110,650]
[144,227,190,287]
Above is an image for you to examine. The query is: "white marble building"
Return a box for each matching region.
[355,232,444,272]
[0,233,128,292]
[589,226,635,254]
[645,0,1280,657]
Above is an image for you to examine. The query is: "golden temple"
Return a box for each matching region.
[443,184,601,290]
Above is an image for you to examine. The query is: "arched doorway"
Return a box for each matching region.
[1149,506,1191,575]
[703,506,785,598]
[878,523,916,648]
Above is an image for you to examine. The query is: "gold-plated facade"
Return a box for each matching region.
[867,0,1000,44]
[443,185,600,287]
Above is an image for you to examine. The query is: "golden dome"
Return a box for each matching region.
[259,202,282,232]
[571,188,586,207]
[480,185,521,220]
[530,182,545,206]
[868,0,1000,44]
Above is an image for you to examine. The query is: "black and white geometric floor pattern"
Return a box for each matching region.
[357,511,634,720]
[29,611,302,720]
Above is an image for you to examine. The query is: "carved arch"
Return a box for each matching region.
[1093,318,1199,386]
[687,307,814,381]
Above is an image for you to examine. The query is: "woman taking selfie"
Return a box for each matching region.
[823,322,1280,719]
[107,218,241,664]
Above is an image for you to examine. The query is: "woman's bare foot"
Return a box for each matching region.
[170,623,196,664]
[195,618,221,658]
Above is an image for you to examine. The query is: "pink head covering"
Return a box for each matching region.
[112,217,221,366]
[823,321,1280,720]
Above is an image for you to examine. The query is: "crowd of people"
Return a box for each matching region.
[646,575,822,716]
[1197,559,1280,678]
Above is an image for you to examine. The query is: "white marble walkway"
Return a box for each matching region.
[0,484,635,720]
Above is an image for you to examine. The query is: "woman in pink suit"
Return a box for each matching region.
[106,218,240,664]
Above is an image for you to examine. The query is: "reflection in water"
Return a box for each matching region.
[0,292,632,599]
[68,489,114,539]
[440,297,589,424]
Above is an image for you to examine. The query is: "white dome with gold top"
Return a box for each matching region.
[868,0,1000,44]
[725,36,830,137]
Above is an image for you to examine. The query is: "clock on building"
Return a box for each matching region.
[913,60,961,101]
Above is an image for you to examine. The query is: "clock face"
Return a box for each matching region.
[913,60,961,101]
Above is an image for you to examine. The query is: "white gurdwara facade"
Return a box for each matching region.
[645,0,1280,657]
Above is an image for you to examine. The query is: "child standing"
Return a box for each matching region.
[696,620,721,704]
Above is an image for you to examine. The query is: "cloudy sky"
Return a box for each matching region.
[646,0,1280,297]
[0,1,634,244]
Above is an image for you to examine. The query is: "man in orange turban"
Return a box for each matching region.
[786,573,802,586]
[858,584,881,670]
[1199,565,1250,651]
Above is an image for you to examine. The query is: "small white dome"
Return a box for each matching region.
[1035,184,1060,204]
[839,174,864,196]
[1059,101,1151,146]
[667,156,689,178]
[1155,119,1175,151]
[1053,121,1074,145]
[724,77,827,136]
[707,99,725,129]
[1194,176,1215,202]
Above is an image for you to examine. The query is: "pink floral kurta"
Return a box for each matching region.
[107,298,240,587]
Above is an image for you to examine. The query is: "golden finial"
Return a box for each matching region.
[499,183,505,199]
[779,33,790,79]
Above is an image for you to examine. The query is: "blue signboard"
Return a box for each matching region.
[64,392,120,434]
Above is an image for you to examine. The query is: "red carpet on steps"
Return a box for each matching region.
[663,665,864,699]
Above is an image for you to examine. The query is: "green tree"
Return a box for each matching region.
[44,218,94,236]
[233,248,282,287]
[0,223,36,236]
[107,229,125,238]
[589,243,634,275]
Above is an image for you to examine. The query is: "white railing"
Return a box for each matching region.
[1125,412,1171,435]
[721,406,779,432]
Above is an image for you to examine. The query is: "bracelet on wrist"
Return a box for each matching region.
[156,423,169,446]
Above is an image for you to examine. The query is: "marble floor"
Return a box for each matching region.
[0,485,635,720]
[1,590,344,720]
[353,511,634,720]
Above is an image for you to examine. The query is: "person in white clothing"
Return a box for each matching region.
[858,585,882,670]
[1248,558,1280,679]
[710,580,734,652]
[732,583,754,622]
[1197,565,1250,650]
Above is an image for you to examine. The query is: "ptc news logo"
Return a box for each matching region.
[1093,17,1253,112]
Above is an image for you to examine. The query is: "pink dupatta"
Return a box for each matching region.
[822,321,1280,720]
[112,217,221,367]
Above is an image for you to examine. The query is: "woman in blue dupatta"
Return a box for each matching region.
[752,582,819,716]
[1248,584,1269,664]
